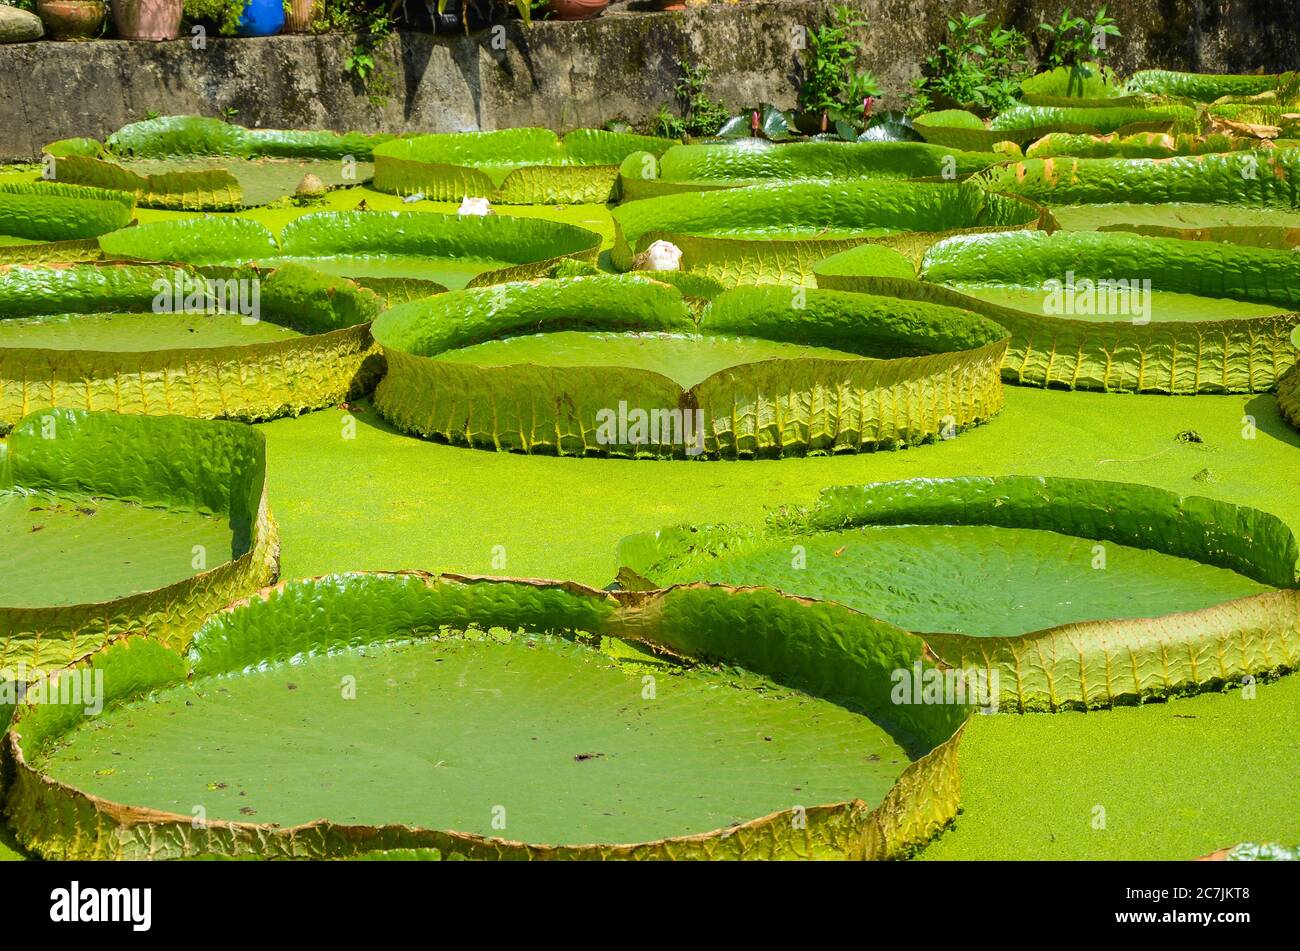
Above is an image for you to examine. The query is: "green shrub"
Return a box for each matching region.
[910,12,1030,115]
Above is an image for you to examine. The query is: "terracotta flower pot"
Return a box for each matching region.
[111,0,182,40]
[284,0,318,33]
[545,0,608,21]
[36,0,105,38]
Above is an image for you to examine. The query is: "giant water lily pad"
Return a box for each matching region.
[0,408,277,673]
[912,103,1190,151]
[0,183,135,244]
[1024,131,1264,160]
[976,150,1300,246]
[618,139,1003,202]
[1279,335,1300,430]
[45,116,394,211]
[619,476,1300,712]
[1124,70,1293,101]
[373,128,676,205]
[371,274,1009,458]
[0,262,383,428]
[1018,63,1137,108]
[989,103,1195,136]
[611,180,1050,286]
[98,211,602,293]
[814,229,1300,393]
[2,573,967,860]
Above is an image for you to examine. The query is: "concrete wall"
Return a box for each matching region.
[1,0,1298,161]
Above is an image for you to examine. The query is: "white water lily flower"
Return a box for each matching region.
[637,240,682,271]
[458,196,494,216]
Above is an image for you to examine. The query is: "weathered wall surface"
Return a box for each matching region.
[0,0,1298,161]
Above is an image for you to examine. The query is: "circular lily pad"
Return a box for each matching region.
[1024,132,1263,161]
[371,274,1009,458]
[632,524,1271,638]
[912,103,1190,151]
[611,180,1050,286]
[434,331,867,390]
[3,574,967,860]
[0,262,383,428]
[618,140,1003,202]
[814,229,1300,394]
[0,409,277,673]
[46,116,394,210]
[373,128,676,204]
[1279,360,1300,432]
[0,183,135,244]
[98,211,602,292]
[975,151,1300,247]
[619,476,1300,711]
[1124,70,1288,101]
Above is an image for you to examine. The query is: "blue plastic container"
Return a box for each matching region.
[236,0,285,36]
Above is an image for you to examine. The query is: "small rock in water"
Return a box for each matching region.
[295,173,327,198]
[402,192,426,204]
[457,196,494,216]
[632,240,683,272]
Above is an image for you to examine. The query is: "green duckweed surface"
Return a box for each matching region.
[39,634,908,845]
[435,331,866,388]
[921,674,1300,860]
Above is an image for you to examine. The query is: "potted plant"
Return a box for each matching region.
[35,0,106,38]
[112,0,183,39]
[235,0,282,34]
[794,5,880,136]
[433,0,536,32]
[183,0,282,37]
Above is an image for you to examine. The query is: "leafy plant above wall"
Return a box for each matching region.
[183,0,247,35]
[652,63,732,140]
[797,4,881,133]
[910,12,1030,116]
[1038,6,1122,101]
[436,0,533,31]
